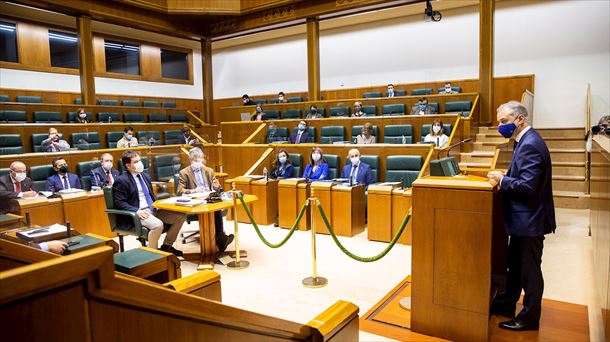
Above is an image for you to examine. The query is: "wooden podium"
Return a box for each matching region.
[278,179,310,230]
[410,175,507,341]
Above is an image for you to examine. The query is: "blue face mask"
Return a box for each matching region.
[419,104,426,110]
[498,122,517,138]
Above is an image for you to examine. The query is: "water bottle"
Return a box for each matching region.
[108,115,112,123]
[148,136,155,146]
[263,167,268,181]
[401,135,406,144]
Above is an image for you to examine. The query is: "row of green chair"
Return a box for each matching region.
[362,87,461,98]
[0,110,188,123]
[253,97,303,105]
[267,123,452,144]
[75,98,177,108]
[286,153,422,188]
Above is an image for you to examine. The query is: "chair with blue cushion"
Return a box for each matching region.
[74,98,82,105]
[137,131,161,146]
[362,105,377,116]
[253,99,267,105]
[125,113,146,122]
[385,155,423,188]
[99,99,119,106]
[162,102,177,108]
[283,109,301,119]
[330,106,350,118]
[31,134,48,152]
[382,104,406,116]
[170,113,188,122]
[289,154,302,177]
[163,130,182,145]
[107,131,124,148]
[420,123,453,142]
[394,90,407,96]
[68,111,95,123]
[122,100,141,107]
[362,92,382,98]
[148,113,168,123]
[15,96,42,103]
[320,126,345,144]
[77,161,101,191]
[411,88,432,96]
[71,132,101,150]
[0,135,23,155]
[291,127,316,142]
[325,154,339,179]
[266,127,289,143]
[153,154,181,182]
[264,110,280,120]
[0,110,27,123]
[0,95,9,102]
[444,101,473,116]
[437,86,461,93]
[351,125,378,142]
[30,165,54,192]
[428,102,439,114]
[34,111,63,123]
[383,125,413,144]
[269,99,280,104]
[143,101,159,107]
[286,97,302,103]
[98,112,120,122]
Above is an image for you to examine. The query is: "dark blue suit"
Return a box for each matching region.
[290,131,312,144]
[45,173,82,192]
[271,163,294,179]
[341,162,374,187]
[495,127,555,327]
[303,163,328,180]
[112,172,155,230]
[91,166,121,188]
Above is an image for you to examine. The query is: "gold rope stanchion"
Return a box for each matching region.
[302,187,327,288]
[227,182,249,270]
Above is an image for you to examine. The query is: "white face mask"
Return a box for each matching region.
[312,153,321,162]
[191,161,203,170]
[133,161,144,173]
[278,156,287,164]
[279,96,284,100]
[432,125,442,134]
[350,157,360,165]
[102,161,113,171]
[14,172,26,182]
[79,113,87,118]
[445,87,452,93]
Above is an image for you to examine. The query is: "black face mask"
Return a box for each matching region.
[311,109,317,114]
[59,165,68,174]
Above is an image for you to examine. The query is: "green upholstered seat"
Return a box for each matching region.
[381,104,406,116]
[362,92,382,98]
[15,95,41,103]
[394,90,407,96]
[428,102,439,114]
[74,98,82,105]
[383,124,413,144]
[437,87,461,93]
[107,131,124,148]
[98,112,120,122]
[291,127,315,142]
[306,108,326,118]
[0,110,27,123]
[161,102,176,108]
[420,123,453,142]
[283,109,301,119]
[30,165,54,192]
[68,111,94,123]
[143,100,159,107]
[34,111,62,123]
[269,99,280,104]
[137,131,161,146]
[148,113,168,122]
[266,127,289,143]
[118,157,149,175]
[125,113,146,122]
[444,101,472,116]
[31,134,48,152]
[61,234,106,253]
[325,154,339,179]
[169,113,188,122]
[164,130,182,145]
[122,100,141,107]
[0,168,10,177]
[330,106,350,117]
[264,110,280,120]
[0,95,9,102]
[286,97,302,103]
[99,99,119,106]
[76,160,101,191]
[362,105,377,116]
[0,134,23,155]
[411,88,432,96]
[253,99,267,105]
[71,132,101,150]
[320,126,345,144]
[289,153,302,177]
[153,154,180,181]
[385,155,423,188]
[114,248,165,273]
[350,125,378,142]
[103,186,147,252]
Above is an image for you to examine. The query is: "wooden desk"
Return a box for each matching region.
[16,196,64,227]
[153,195,257,270]
[367,185,412,245]
[0,214,23,230]
[230,177,278,225]
[114,246,181,283]
[410,175,506,341]
[60,191,113,238]
[278,179,310,231]
[311,181,365,237]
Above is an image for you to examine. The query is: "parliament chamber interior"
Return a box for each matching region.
[0,0,608,341]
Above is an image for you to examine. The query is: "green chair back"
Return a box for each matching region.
[320,126,345,144]
[34,111,62,123]
[99,99,119,106]
[71,132,101,150]
[0,134,23,155]
[0,95,9,102]
[394,90,407,96]
[329,106,350,117]
[445,101,472,116]
[31,134,48,152]
[122,100,140,107]
[137,131,161,146]
[362,92,382,98]
[385,155,423,188]
[107,131,124,148]
[15,96,41,103]
[324,154,339,179]
[362,105,377,116]
[30,165,54,192]
[381,104,406,116]
[286,97,302,103]
[289,153,302,177]
[77,161,101,191]
[162,102,176,108]
[143,101,158,107]
[148,113,168,123]
[265,110,280,120]
[0,110,27,123]
[153,154,180,181]
[164,130,182,145]
[283,109,301,119]
[266,127,289,143]
[98,112,120,122]
[383,125,413,144]
[125,113,146,123]
[170,113,188,122]
[411,88,432,96]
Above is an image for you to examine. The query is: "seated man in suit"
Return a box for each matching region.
[242,94,256,106]
[341,149,374,188]
[176,148,234,252]
[41,127,70,152]
[91,153,120,188]
[113,150,185,256]
[386,84,396,97]
[440,82,457,94]
[178,127,199,146]
[0,161,37,214]
[410,97,437,115]
[277,91,287,103]
[46,157,82,192]
[290,121,313,144]
[116,126,139,148]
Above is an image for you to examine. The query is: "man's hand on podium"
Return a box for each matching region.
[487,170,504,187]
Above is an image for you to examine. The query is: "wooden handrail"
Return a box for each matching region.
[307,300,359,341]
[418,145,436,179]
[188,127,208,144]
[244,147,275,176]
[243,123,267,144]
[186,109,208,127]
[468,93,480,119]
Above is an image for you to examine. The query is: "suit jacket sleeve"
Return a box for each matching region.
[341,165,350,179]
[365,165,375,186]
[45,176,55,192]
[284,164,294,178]
[73,175,82,189]
[177,169,189,195]
[318,163,329,180]
[500,143,544,196]
[113,177,139,212]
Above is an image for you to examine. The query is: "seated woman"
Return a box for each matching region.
[302,147,329,181]
[75,108,90,123]
[270,150,294,179]
[423,119,449,147]
[352,101,365,117]
[251,104,267,121]
[355,122,376,144]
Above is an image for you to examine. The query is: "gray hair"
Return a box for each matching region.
[498,101,528,118]
[10,161,25,170]
[100,152,113,160]
[189,147,204,160]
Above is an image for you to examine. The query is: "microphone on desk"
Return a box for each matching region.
[25,211,31,227]
[437,138,472,159]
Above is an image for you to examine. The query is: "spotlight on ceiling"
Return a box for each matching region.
[424,0,442,22]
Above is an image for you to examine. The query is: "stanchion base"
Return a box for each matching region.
[227,260,250,270]
[302,276,328,288]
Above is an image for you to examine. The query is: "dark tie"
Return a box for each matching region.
[297,132,302,143]
[106,171,112,185]
[62,176,69,190]
[15,181,21,193]
[350,165,357,183]
[137,174,155,211]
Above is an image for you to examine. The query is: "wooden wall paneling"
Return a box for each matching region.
[220,144,270,179]
[92,35,107,73]
[77,15,96,105]
[306,17,320,102]
[492,74,535,113]
[140,44,163,81]
[202,38,214,124]
[16,21,51,67]
[479,0,494,126]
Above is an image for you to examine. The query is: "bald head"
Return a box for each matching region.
[10,161,26,172]
[348,148,360,158]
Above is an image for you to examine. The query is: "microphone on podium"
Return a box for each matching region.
[437,138,472,159]
[430,138,472,177]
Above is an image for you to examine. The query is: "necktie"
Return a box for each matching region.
[62,176,69,190]
[194,169,205,189]
[297,132,302,143]
[15,181,21,193]
[349,165,357,184]
[137,174,155,211]
[106,171,112,185]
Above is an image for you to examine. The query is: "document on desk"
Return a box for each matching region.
[16,224,69,242]
[160,197,206,207]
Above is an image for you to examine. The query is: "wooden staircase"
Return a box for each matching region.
[462,127,589,209]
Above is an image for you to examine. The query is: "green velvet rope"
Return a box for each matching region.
[237,194,308,249]
[316,201,411,262]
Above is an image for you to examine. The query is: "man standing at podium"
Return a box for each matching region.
[487,101,556,331]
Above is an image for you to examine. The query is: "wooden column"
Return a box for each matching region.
[202,38,214,124]
[76,15,96,105]
[479,0,494,126]
[306,17,321,102]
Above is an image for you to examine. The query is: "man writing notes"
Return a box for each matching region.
[487,101,556,332]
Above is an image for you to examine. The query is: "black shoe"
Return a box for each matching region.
[160,244,184,257]
[498,319,539,331]
[217,234,234,252]
[490,303,515,318]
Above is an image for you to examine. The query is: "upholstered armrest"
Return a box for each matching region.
[307,300,359,341]
[105,209,144,235]
[164,270,222,302]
